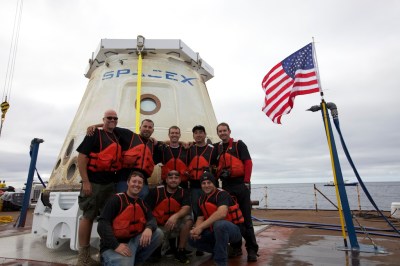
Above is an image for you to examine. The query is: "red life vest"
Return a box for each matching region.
[121,133,155,176]
[188,144,214,180]
[216,139,244,178]
[161,146,188,182]
[112,193,147,239]
[152,186,184,225]
[88,129,122,172]
[199,188,244,227]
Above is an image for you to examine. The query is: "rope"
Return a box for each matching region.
[332,117,400,235]
[2,0,24,103]
[1,0,24,138]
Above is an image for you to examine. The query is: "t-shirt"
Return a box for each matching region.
[97,192,157,253]
[195,189,232,218]
[145,186,190,210]
[76,129,120,184]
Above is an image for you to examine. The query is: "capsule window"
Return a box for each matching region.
[135,94,161,115]
[67,160,77,181]
[54,158,61,170]
[64,139,74,159]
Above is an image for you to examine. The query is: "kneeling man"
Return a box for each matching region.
[189,172,244,266]
[146,169,193,263]
[97,171,164,265]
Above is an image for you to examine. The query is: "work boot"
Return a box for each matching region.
[165,237,177,257]
[228,246,243,258]
[165,247,176,257]
[175,248,190,264]
[247,249,259,262]
[182,248,194,255]
[77,245,100,266]
[195,250,204,256]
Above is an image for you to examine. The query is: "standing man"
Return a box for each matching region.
[189,172,243,266]
[76,109,122,266]
[214,122,259,261]
[115,119,160,198]
[145,169,193,263]
[187,125,216,220]
[97,171,163,265]
[159,126,189,188]
[87,119,160,197]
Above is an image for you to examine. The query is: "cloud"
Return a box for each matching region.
[1,0,399,188]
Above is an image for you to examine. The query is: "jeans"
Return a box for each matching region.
[101,228,163,266]
[189,220,242,266]
[190,188,202,220]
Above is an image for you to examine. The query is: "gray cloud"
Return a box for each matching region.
[1,0,399,187]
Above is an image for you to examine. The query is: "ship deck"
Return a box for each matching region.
[0,209,399,265]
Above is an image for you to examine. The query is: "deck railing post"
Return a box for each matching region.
[17,138,44,227]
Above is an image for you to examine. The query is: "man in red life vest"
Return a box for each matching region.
[146,169,193,263]
[187,125,217,220]
[76,109,122,266]
[214,122,259,261]
[97,171,163,265]
[159,126,190,189]
[114,119,160,198]
[189,171,243,266]
[88,119,161,198]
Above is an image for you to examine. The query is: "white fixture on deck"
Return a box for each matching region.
[32,192,99,250]
[391,202,400,219]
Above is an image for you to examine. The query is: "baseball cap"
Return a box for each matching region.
[192,125,206,133]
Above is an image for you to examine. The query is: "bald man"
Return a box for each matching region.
[76,109,122,266]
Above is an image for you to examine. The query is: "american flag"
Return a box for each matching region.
[261,43,320,124]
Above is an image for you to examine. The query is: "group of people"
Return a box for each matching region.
[76,109,259,266]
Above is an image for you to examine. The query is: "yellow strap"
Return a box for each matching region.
[0,216,14,223]
[321,101,347,243]
[135,53,143,133]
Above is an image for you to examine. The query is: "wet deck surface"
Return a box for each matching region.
[0,209,399,265]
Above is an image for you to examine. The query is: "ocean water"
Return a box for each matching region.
[250,182,400,211]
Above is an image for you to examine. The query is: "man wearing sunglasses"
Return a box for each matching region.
[145,169,192,263]
[76,109,122,266]
[88,119,161,199]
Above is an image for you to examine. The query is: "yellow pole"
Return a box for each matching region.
[321,100,348,246]
[135,52,143,133]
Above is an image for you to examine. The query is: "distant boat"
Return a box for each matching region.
[324,180,358,186]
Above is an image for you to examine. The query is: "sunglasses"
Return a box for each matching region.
[168,172,180,177]
[106,116,118,121]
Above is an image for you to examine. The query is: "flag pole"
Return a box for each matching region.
[311,37,324,100]
[311,39,350,248]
